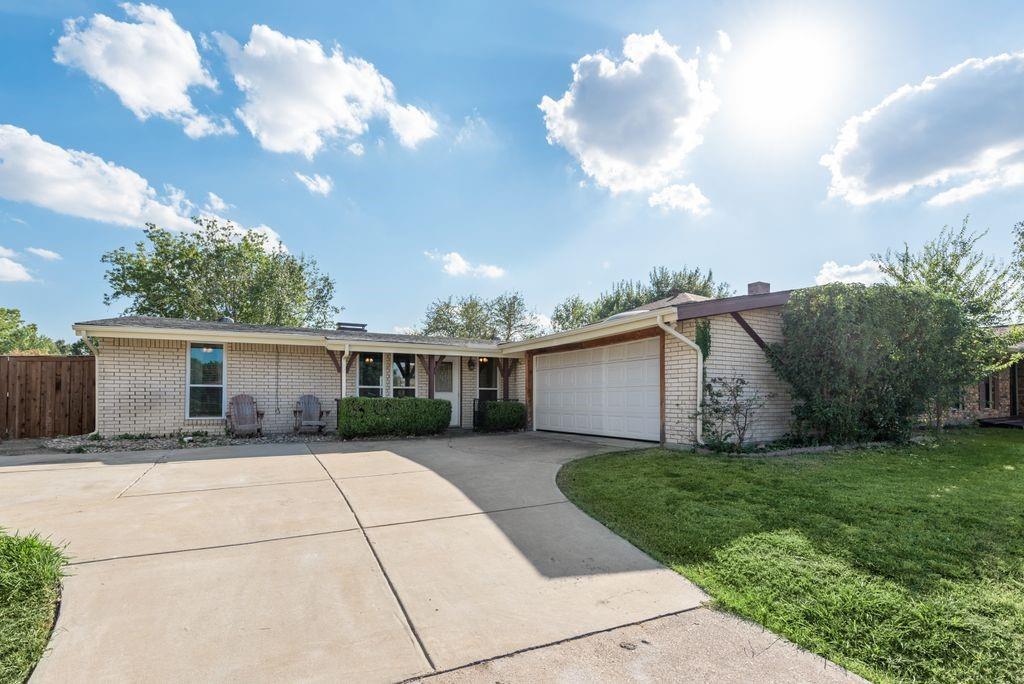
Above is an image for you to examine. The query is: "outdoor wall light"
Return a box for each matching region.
[467,358,476,370]
[479,357,489,363]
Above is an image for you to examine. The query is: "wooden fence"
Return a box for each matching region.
[0,356,95,439]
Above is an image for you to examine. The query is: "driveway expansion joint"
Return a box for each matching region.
[361,499,571,531]
[309,446,437,672]
[118,476,331,498]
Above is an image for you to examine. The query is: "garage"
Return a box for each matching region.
[532,337,661,441]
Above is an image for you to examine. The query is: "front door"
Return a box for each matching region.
[433,358,461,427]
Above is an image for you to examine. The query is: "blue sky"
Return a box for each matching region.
[2,0,1023,340]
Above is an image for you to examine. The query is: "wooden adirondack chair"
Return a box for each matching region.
[226,394,263,436]
[293,394,331,433]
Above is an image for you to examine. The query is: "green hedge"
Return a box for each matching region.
[479,400,527,432]
[337,397,451,439]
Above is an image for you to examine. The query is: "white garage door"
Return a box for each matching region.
[533,337,660,441]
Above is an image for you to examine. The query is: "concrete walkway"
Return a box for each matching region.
[0,433,859,682]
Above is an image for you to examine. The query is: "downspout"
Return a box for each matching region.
[656,314,703,445]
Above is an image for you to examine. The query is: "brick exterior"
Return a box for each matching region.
[95,339,529,436]
[947,363,1020,423]
[664,306,793,446]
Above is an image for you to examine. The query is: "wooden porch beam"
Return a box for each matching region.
[325,349,342,373]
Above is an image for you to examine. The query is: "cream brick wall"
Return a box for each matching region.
[664,323,700,445]
[227,343,338,433]
[664,307,794,447]
[460,356,477,428]
[96,337,342,436]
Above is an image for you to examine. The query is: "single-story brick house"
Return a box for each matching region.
[947,327,1022,426]
[73,282,797,446]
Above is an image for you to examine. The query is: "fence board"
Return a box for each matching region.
[0,356,95,439]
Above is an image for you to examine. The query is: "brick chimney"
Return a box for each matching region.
[747,281,770,295]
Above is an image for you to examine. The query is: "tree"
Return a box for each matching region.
[102,218,339,327]
[420,295,495,339]
[877,217,1018,329]
[419,292,542,341]
[769,283,981,442]
[551,295,595,332]
[876,217,1020,376]
[551,266,732,331]
[0,308,61,355]
[488,292,539,342]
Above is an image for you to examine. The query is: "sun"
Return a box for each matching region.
[725,22,844,139]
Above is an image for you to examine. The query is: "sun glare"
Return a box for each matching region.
[726,23,843,139]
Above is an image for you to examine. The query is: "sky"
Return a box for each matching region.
[1,0,1023,340]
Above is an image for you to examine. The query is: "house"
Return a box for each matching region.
[72,282,796,445]
[947,327,1023,426]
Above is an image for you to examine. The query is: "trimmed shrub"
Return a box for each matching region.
[338,397,451,439]
[479,400,527,432]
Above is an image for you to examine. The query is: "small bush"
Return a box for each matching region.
[479,400,527,432]
[338,397,451,439]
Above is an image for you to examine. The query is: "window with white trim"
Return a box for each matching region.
[478,356,498,402]
[358,352,384,397]
[188,343,225,418]
[392,354,416,398]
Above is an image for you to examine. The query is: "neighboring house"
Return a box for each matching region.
[72,282,795,445]
[947,327,1023,425]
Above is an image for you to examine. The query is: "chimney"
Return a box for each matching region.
[335,321,367,332]
[747,281,770,295]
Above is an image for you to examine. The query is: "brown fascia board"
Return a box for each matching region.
[675,289,795,320]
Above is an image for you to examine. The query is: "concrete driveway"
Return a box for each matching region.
[2,432,859,683]
[0,432,701,681]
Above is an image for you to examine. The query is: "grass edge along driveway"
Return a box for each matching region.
[556,429,1024,684]
[0,530,66,684]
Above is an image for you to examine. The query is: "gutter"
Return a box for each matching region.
[656,314,703,445]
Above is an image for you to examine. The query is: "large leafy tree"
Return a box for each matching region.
[102,218,339,327]
[875,217,1021,374]
[551,266,732,331]
[420,292,541,342]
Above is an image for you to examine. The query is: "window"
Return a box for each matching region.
[478,356,498,402]
[436,361,453,393]
[392,354,416,398]
[188,343,224,418]
[980,375,994,409]
[358,352,383,397]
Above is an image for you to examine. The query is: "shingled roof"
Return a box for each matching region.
[73,316,498,347]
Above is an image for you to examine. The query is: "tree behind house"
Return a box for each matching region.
[419,292,541,341]
[101,218,339,328]
[551,265,732,331]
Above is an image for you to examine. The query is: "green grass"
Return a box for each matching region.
[557,429,1024,683]
[0,531,66,683]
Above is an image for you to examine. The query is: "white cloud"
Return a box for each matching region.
[392,325,417,335]
[0,123,194,230]
[531,312,553,334]
[648,183,711,216]
[539,31,718,194]
[823,52,1024,206]
[815,260,886,286]
[26,247,62,261]
[717,30,732,53]
[0,246,15,259]
[294,172,333,196]
[347,142,365,156]
[216,25,437,157]
[0,256,31,283]
[424,250,505,278]
[54,3,233,138]
[244,224,287,253]
[0,124,281,253]
[204,192,230,212]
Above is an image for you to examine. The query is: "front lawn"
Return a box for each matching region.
[0,530,66,683]
[557,429,1024,683]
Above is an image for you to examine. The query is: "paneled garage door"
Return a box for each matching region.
[533,337,660,441]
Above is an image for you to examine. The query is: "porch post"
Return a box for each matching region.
[497,358,515,400]
[418,354,439,399]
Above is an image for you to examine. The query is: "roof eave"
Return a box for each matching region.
[498,308,676,352]
[675,290,794,321]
